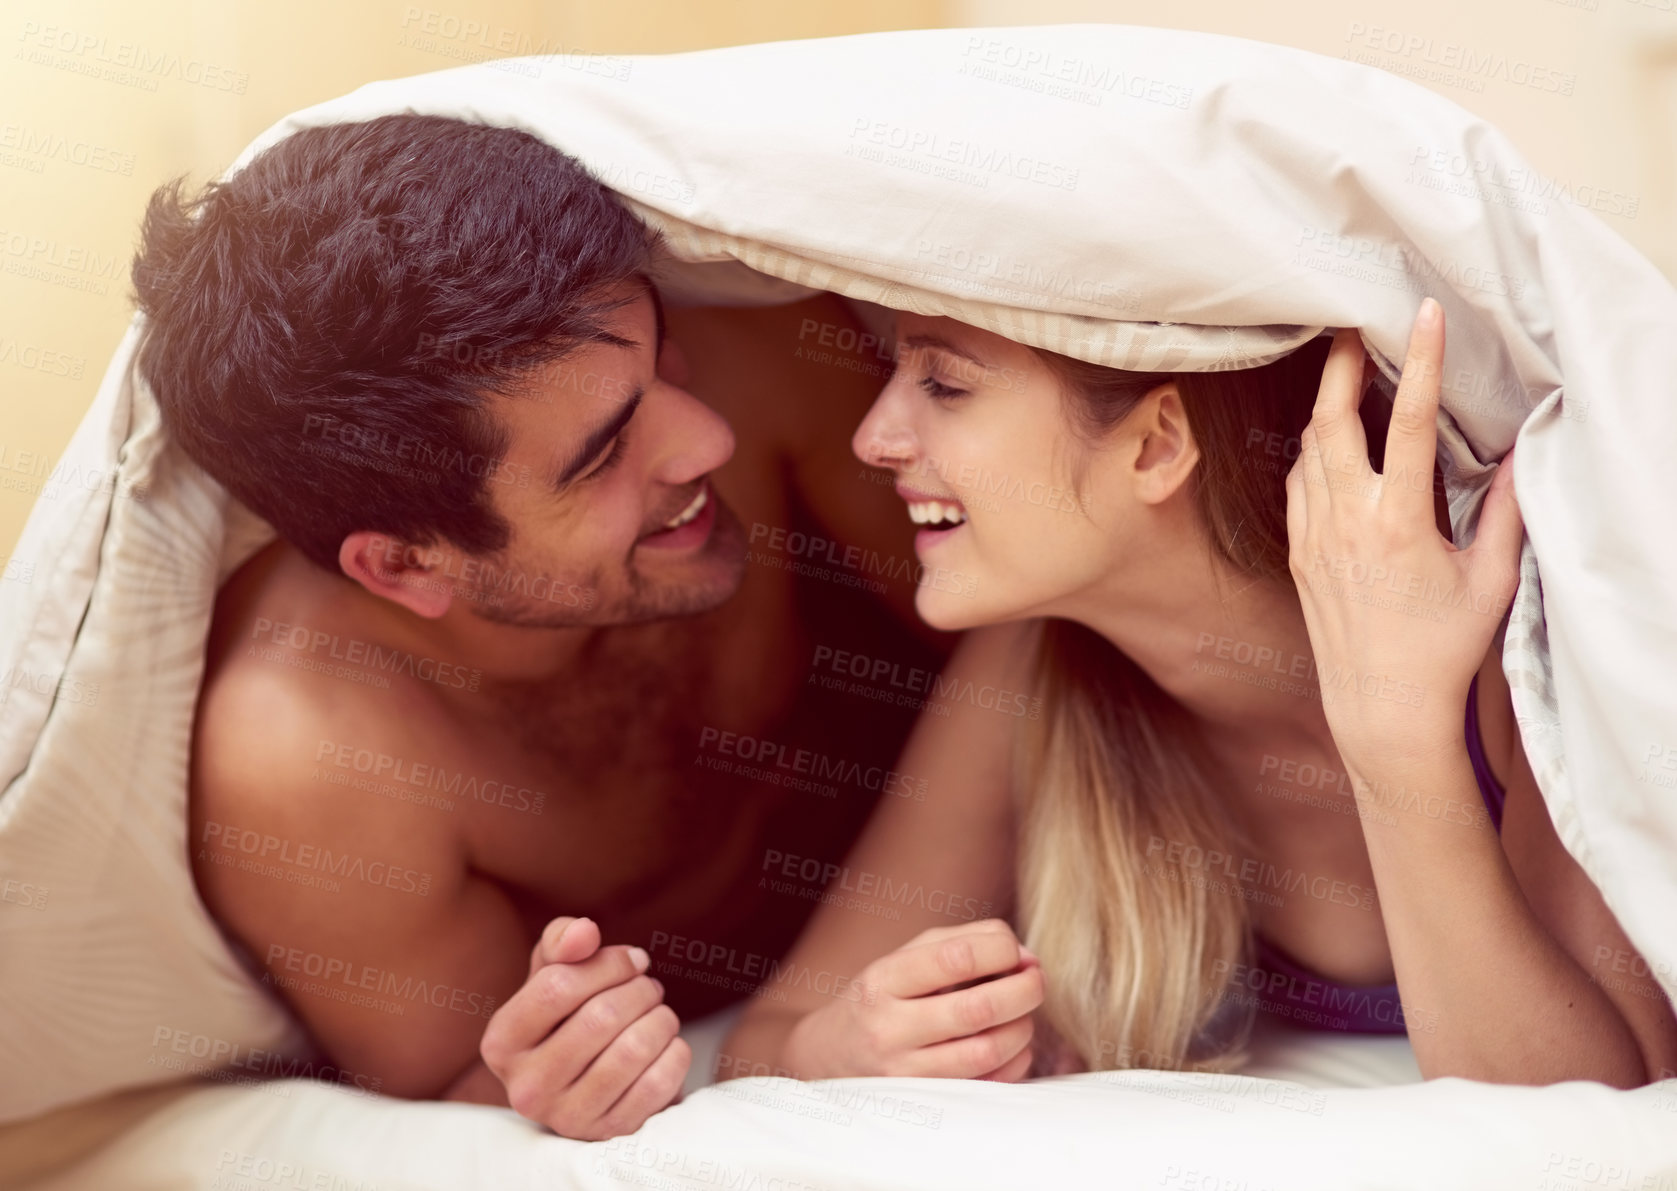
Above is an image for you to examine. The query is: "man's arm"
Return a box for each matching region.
[191,688,532,1095]
[189,681,685,1135]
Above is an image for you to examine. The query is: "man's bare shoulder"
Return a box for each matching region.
[190,560,472,904]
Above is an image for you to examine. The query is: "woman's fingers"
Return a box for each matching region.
[1382,298,1446,524]
[904,1012,1035,1079]
[875,921,1030,1000]
[1307,328,1373,483]
[979,1044,1037,1083]
[900,964,1045,1046]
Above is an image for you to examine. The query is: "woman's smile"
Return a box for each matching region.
[896,481,969,550]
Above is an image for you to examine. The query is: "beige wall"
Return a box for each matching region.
[4,0,1673,561]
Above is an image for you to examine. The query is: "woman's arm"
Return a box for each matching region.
[1346,658,1677,1084]
[720,620,1041,1080]
[1285,303,1677,1085]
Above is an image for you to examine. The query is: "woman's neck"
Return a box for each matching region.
[1055,526,1338,761]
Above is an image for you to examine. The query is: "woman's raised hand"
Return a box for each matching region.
[1284,299,1524,778]
[781,918,1043,1081]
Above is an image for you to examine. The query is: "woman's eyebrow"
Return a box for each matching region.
[899,333,989,367]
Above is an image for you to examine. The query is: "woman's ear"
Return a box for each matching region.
[1130,382,1200,505]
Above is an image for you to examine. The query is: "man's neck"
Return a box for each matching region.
[319,562,603,691]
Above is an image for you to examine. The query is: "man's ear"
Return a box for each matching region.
[338,531,452,619]
[1130,382,1200,506]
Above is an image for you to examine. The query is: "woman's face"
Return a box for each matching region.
[851,314,1197,632]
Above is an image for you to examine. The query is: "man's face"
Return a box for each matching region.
[461,283,746,627]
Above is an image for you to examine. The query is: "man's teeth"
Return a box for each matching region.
[664,486,708,529]
[907,500,968,527]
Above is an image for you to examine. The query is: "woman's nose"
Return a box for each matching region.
[851,390,917,470]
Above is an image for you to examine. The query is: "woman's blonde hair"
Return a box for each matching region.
[1015,335,1391,1073]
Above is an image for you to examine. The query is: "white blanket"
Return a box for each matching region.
[1,20,1674,1187]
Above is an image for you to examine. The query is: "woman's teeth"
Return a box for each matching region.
[664,485,709,529]
[907,500,967,528]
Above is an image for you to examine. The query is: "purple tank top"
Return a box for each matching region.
[1240,674,1506,1034]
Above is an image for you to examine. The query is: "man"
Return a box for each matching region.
[133,114,945,1139]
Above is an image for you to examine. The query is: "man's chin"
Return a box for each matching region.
[621,500,747,622]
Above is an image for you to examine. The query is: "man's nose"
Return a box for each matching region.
[657,382,735,483]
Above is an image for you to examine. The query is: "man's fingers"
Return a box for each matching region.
[880,924,1029,1000]
[904,964,1045,1047]
[593,1035,693,1140]
[482,945,651,1066]
[532,974,667,1088]
[1384,298,1446,522]
[569,1003,684,1116]
[905,1013,1035,1079]
[531,916,601,973]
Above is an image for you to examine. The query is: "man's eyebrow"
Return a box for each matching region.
[899,333,988,367]
[550,388,643,490]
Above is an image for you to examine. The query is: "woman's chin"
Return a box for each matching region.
[915,586,1000,634]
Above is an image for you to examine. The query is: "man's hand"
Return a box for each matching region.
[480,917,691,1140]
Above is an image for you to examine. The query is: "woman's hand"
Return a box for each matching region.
[781,919,1043,1081]
[1284,300,1524,778]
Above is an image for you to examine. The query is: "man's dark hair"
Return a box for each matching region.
[131,114,660,571]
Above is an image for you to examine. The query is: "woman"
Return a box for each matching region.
[721,301,1677,1086]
